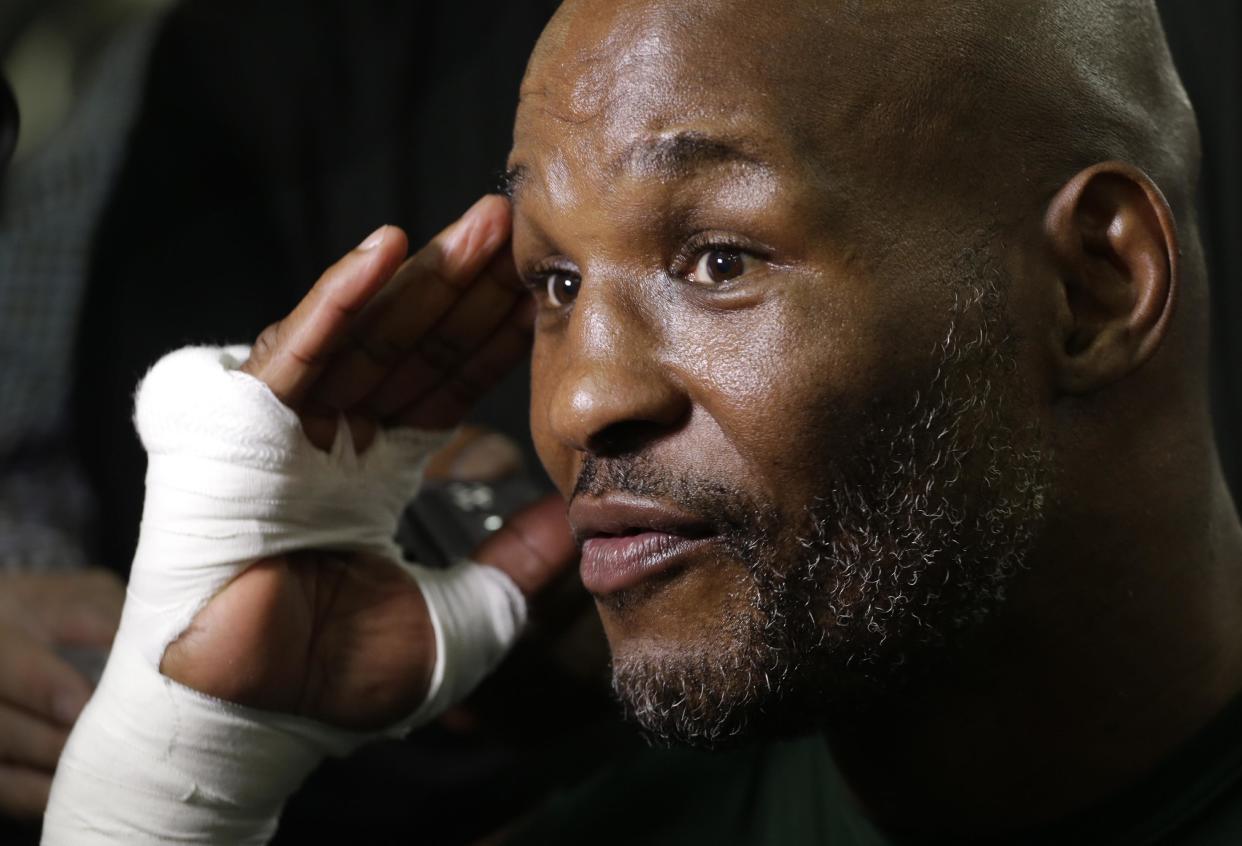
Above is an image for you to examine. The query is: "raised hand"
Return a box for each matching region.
[159,197,575,730]
[244,195,535,447]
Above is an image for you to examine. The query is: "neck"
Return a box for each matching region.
[824,456,1242,839]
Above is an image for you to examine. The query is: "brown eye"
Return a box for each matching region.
[546,271,581,307]
[690,248,751,285]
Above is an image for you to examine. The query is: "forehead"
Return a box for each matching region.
[510,0,857,197]
[508,0,1004,219]
[522,1,799,117]
[506,0,1046,256]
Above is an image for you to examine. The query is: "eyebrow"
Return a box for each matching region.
[618,131,770,181]
[501,131,770,206]
[498,166,526,201]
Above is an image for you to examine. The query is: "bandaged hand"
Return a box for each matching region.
[44,197,575,844]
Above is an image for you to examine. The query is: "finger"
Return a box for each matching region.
[0,701,69,770]
[472,494,576,597]
[0,625,92,726]
[0,570,112,644]
[0,765,52,820]
[394,298,535,430]
[41,570,125,648]
[364,247,523,418]
[313,195,513,410]
[241,225,410,407]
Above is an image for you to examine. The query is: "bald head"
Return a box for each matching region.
[524,0,1196,220]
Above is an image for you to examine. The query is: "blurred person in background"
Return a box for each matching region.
[0,0,166,830]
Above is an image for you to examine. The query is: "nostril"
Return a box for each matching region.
[588,419,680,457]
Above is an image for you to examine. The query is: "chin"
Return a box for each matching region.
[608,611,980,750]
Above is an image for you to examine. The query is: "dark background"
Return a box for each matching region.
[1158,0,1242,498]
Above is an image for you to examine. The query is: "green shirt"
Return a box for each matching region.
[511,695,1242,845]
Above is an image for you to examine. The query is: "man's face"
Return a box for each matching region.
[510,0,1050,745]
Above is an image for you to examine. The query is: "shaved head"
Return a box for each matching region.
[526,0,1198,199]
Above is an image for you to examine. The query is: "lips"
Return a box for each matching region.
[570,494,717,596]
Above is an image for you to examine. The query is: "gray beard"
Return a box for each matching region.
[606,273,1052,749]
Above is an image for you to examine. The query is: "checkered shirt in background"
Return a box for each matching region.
[0,17,160,572]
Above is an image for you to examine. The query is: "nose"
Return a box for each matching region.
[543,294,689,458]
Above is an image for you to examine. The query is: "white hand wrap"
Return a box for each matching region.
[44,346,526,845]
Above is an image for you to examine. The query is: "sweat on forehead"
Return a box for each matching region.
[514,0,1198,228]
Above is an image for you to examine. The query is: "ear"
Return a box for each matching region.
[1044,162,1179,395]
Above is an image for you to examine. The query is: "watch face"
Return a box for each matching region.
[0,76,17,173]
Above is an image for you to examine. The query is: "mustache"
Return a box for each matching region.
[571,454,765,538]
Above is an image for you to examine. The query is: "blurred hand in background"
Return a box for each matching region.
[0,569,122,818]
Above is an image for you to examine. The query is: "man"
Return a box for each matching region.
[43,0,1242,843]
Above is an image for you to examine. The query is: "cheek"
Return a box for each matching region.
[665,280,944,503]
[529,335,575,497]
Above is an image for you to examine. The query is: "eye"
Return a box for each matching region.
[688,247,753,285]
[545,271,581,307]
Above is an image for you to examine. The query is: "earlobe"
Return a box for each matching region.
[1043,162,1179,395]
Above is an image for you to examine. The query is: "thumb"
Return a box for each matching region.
[472,494,576,597]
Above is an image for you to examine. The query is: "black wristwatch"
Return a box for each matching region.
[398,472,550,569]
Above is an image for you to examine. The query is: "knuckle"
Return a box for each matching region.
[249,322,284,365]
[420,255,468,293]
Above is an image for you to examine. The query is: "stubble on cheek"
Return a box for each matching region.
[606,269,1052,749]
[595,547,753,647]
[609,575,774,747]
[605,514,801,748]
[569,455,788,746]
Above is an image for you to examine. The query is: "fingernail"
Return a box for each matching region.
[448,198,503,262]
[53,690,88,725]
[358,226,387,251]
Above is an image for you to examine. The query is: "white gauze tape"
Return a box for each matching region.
[44,346,527,845]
